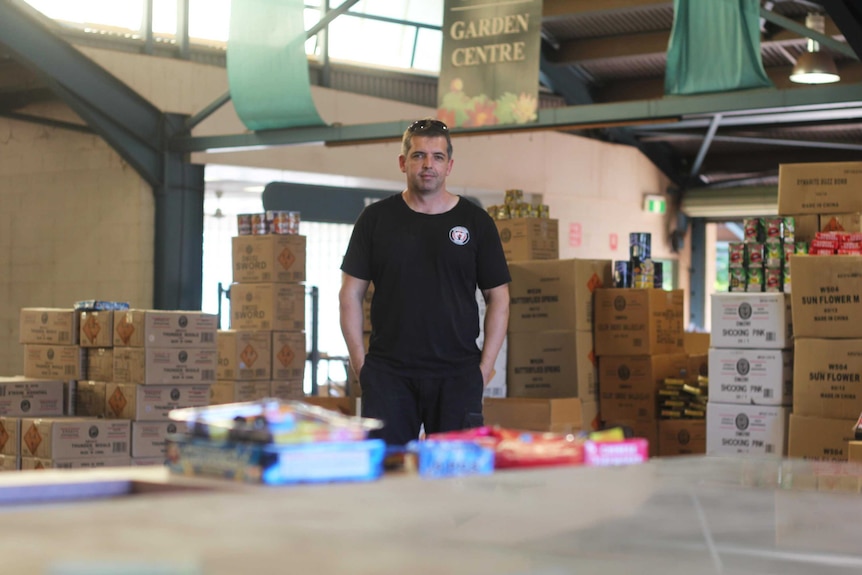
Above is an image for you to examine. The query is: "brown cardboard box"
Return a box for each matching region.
[0,417,19,457]
[793,214,820,243]
[793,338,862,419]
[210,381,270,405]
[508,258,612,333]
[777,161,862,215]
[270,379,305,401]
[683,332,710,355]
[23,344,82,380]
[114,310,218,349]
[494,218,559,261]
[131,421,178,458]
[113,310,146,347]
[687,354,708,382]
[84,348,113,382]
[232,234,307,283]
[506,330,596,400]
[230,283,305,331]
[0,455,17,471]
[105,383,211,421]
[820,213,862,233]
[20,418,130,459]
[21,456,131,470]
[19,308,78,345]
[483,397,600,433]
[112,347,217,385]
[594,289,685,356]
[217,330,271,381]
[0,377,66,417]
[79,311,113,348]
[791,255,862,339]
[658,419,706,457]
[271,331,307,381]
[788,414,856,461]
[75,381,107,417]
[598,354,688,421]
[849,441,862,463]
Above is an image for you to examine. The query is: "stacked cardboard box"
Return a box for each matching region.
[484,259,610,433]
[787,255,862,460]
[707,293,793,456]
[656,333,710,457]
[595,288,686,456]
[229,234,307,401]
[85,310,217,465]
[776,161,862,461]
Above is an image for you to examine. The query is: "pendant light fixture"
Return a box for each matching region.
[790,13,840,84]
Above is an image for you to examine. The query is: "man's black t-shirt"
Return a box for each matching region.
[341,193,511,376]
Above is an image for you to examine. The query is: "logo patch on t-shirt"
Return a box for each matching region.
[449,226,470,245]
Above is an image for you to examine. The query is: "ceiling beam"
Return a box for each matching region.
[548,31,669,64]
[697,148,862,173]
[591,62,862,103]
[172,82,862,153]
[542,0,671,19]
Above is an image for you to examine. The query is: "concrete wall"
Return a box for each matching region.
[0,47,691,376]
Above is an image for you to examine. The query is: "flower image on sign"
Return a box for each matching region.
[437,0,543,128]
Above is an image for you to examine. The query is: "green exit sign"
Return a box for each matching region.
[643,195,666,214]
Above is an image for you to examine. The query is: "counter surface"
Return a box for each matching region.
[2,456,861,574]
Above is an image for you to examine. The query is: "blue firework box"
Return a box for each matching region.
[167,399,386,485]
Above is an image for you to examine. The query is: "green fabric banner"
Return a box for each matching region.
[437,0,543,128]
[665,0,773,95]
[227,0,325,130]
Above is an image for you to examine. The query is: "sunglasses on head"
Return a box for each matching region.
[408,119,449,133]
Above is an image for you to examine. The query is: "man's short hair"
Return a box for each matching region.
[401,118,452,158]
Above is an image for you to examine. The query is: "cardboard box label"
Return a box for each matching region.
[788,414,857,461]
[508,259,612,333]
[778,162,862,215]
[507,330,596,400]
[79,311,113,348]
[793,338,862,419]
[232,235,307,283]
[19,309,77,345]
[708,348,792,406]
[790,255,862,338]
[710,293,792,349]
[0,378,65,417]
[594,289,685,356]
[495,218,559,261]
[706,403,788,456]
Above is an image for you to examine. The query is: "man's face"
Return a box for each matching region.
[399,135,453,195]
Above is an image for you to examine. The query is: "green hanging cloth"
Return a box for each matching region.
[665,0,773,95]
[227,0,326,130]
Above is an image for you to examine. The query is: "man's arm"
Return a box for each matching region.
[339,272,370,377]
[479,283,509,386]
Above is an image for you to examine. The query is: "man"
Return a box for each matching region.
[339,118,510,446]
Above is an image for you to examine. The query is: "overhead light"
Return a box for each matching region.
[681,186,778,219]
[243,185,265,193]
[790,13,840,85]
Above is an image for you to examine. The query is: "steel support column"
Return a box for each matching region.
[689,218,707,330]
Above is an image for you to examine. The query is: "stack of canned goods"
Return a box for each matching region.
[728,217,800,292]
[614,232,662,289]
[237,211,301,236]
[486,189,550,220]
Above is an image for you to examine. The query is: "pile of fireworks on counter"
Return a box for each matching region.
[807,230,862,255]
[728,217,803,293]
[487,189,551,220]
[236,211,301,236]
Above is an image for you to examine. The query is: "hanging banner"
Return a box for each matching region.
[437,0,543,128]
[227,0,326,130]
[665,0,773,95]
